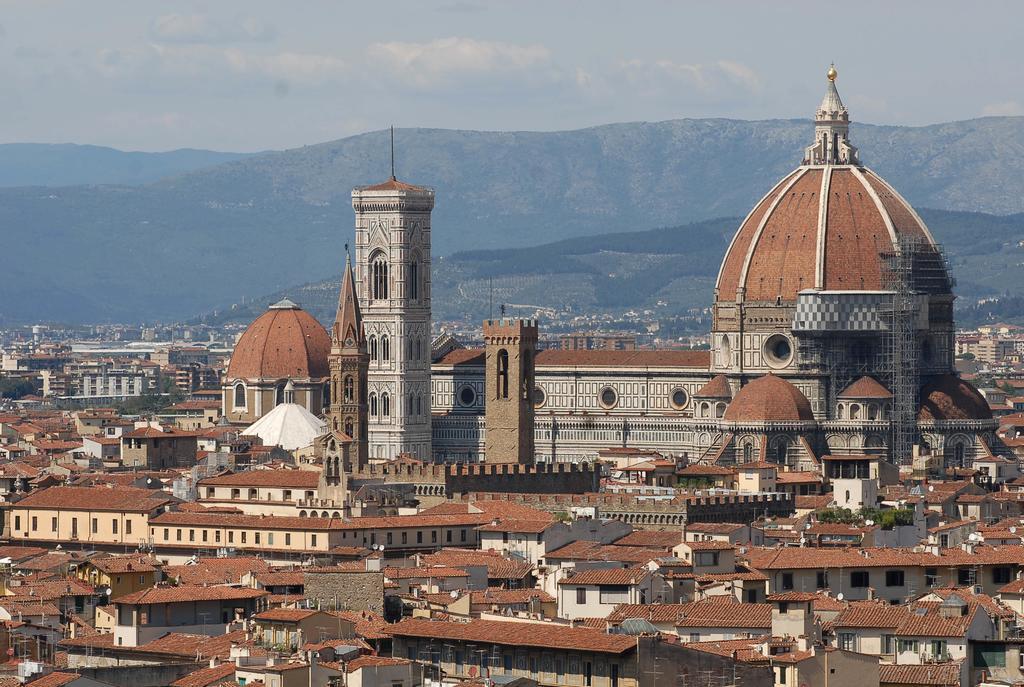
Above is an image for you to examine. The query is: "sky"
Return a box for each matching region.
[2,0,1022,152]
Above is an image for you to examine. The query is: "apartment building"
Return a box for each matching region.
[7,486,174,546]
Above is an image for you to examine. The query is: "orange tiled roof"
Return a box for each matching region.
[112,584,267,605]
[724,375,814,423]
[14,486,173,513]
[226,303,330,380]
[878,663,960,687]
[198,469,321,489]
[170,663,237,687]
[838,376,892,399]
[389,618,636,654]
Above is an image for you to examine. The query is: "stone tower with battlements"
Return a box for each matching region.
[352,175,434,461]
[483,319,538,464]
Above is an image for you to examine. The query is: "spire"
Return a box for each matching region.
[803,64,859,166]
[332,244,364,348]
[819,64,845,115]
[390,125,396,181]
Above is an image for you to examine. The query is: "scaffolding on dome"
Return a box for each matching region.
[879,234,952,466]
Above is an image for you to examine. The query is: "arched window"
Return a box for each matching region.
[954,442,966,466]
[715,402,726,419]
[416,394,422,416]
[275,383,286,406]
[233,383,246,409]
[850,404,861,420]
[344,418,354,437]
[408,260,419,301]
[343,375,354,403]
[743,443,753,463]
[497,349,509,399]
[772,438,788,465]
[371,255,389,300]
[369,335,378,362]
[369,393,378,417]
[415,337,422,361]
[381,335,390,362]
[408,393,414,416]
[381,392,391,417]
[322,382,330,408]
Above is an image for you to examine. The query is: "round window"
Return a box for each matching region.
[763,334,793,367]
[670,387,688,410]
[458,385,476,407]
[599,386,618,409]
[533,386,546,408]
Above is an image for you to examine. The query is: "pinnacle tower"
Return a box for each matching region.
[804,64,859,166]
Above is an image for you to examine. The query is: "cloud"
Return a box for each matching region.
[367,37,550,88]
[616,58,762,94]
[982,101,1024,117]
[150,13,276,44]
[222,48,346,84]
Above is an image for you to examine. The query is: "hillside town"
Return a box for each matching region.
[3,67,1024,687]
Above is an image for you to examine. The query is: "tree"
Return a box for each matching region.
[0,378,36,400]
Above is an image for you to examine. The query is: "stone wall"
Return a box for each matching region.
[638,638,772,687]
[76,662,202,687]
[446,463,599,496]
[304,570,383,614]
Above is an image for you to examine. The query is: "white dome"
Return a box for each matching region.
[242,402,327,451]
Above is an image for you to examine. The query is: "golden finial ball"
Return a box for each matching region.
[826,64,838,81]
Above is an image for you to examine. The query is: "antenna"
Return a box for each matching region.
[390,126,396,180]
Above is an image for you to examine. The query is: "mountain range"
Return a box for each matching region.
[203,208,1024,331]
[3,116,1024,324]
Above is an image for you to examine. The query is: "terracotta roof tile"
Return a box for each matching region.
[198,469,321,489]
[112,584,267,605]
[170,663,237,687]
[14,486,173,513]
[724,375,814,423]
[226,303,330,380]
[389,618,636,654]
[878,663,960,686]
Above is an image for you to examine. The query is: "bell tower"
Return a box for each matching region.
[328,249,369,469]
[352,151,434,461]
[483,318,538,465]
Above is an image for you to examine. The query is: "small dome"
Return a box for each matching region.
[918,374,992,422]
[242,402,328,451]
[696,374,732,398]
[838,376,892,399]
[227,301,330,380]
[724,374,815,423]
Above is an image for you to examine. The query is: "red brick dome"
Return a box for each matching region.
[724,374,815,423]
[918,374,992,422]
[715,166,951,304]
[226,299,330,380]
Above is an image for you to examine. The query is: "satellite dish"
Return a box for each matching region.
[928,485,934,492]
[105,588,112,596]
[1011,527,1017,534]
[55,544,62,551]
[864,520,874,527]
[450,590,459,599]
[799,537,806,545]
[804,523,812,530]
[836,593,844,601]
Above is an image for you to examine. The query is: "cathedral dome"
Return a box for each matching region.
[227,299,331,380]
[724,374,815,423]
[715,71,952,305]
[917,374,992,422]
